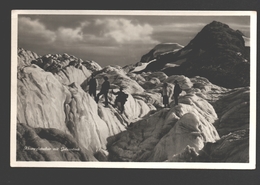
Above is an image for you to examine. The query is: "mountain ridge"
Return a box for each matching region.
[131,21,250,88]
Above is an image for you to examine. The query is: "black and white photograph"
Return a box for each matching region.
[11,10,256,169]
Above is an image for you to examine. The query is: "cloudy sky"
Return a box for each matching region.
[18,13,250,67]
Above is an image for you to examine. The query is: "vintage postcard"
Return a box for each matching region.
[11,10,256,169]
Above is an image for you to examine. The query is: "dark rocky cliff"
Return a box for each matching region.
[135,21,250,88]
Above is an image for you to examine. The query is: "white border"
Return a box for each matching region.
[11,10,257,169]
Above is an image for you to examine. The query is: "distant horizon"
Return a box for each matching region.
[18,13,250,67]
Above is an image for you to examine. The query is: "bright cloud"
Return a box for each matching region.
[19,16,87,45]
[56,27,83,42]
[18,17,56,43]
[95,18,158,44]
[80,21,90,27]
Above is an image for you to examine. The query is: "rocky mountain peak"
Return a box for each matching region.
[186,20,245,53]
[129,21,250,88]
